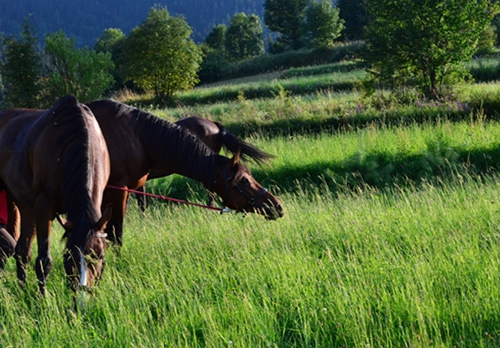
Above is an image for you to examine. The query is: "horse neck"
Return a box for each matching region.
[135,115,217,186]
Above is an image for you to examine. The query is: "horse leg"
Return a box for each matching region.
[103,188,128,247]
[0,227,15,270]
[135,185,147,213]
[15,208,36,287]
[0,192,17,269]
[34,197,54,295]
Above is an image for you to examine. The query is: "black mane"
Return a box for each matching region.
[48,95,99,249]
[112,101,219,185]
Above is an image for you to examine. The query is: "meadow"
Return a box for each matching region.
[3,58,500,347]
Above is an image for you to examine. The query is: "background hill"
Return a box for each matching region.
[0,0,265,47]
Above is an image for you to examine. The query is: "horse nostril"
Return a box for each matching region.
[263,202,284,220]
[276,204,284,217]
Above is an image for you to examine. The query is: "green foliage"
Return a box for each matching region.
[93,28,127,90]
[264,0,309,51]
[304,0,344,48]
[42,30,115,106]
[93,28,125,54]
[468,57,500,82]
[118,6,202,103]
[200,13,265,84]
[198,41,364,85]
[364,0,499,98]
[205,24,227,53]
[225,13,265,62]
[0,18,42,108]
[198,46,229,84]
[476,25,498,55]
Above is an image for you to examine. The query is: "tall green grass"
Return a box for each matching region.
[5,61,500,347]
[3,171,500,347]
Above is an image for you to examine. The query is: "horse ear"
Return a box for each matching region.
[96,204,113,231]
[56,214,74,231]
[230,148,241,167]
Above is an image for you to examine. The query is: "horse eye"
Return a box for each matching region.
[241,178,250,186]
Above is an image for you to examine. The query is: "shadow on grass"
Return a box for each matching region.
[223,100,500,139]
[140,142,500,209]
[253,143,500,197]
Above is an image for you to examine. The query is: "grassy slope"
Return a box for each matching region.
[4,59,500,347]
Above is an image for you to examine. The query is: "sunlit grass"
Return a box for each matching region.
[5,61,500,347]
[3,170,500,347]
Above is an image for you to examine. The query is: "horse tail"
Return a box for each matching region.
[215,122,275,166]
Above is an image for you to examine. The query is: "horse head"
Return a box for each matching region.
[212,150,284,220]
[60,204,112,291]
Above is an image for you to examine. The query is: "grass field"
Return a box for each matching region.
[3,59,500,347]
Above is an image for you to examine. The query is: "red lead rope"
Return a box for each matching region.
[106,185,230,213]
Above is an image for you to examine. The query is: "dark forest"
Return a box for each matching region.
[0,0,266,47]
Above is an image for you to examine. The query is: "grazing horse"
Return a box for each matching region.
[86,99,284,246]
[0,95,112,295]
[134,116,275,211]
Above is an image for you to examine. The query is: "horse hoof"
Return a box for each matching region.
[0,227,15,269]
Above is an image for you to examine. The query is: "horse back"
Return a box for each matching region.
[175,116,223,153]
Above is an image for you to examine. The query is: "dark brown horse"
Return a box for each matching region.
[0,95,112,295]
[86,99,284,246]
[134,116,275,211]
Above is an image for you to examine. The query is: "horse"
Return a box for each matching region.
[0,95,112,295]
[134,116,275,211]
[86,99,284,246]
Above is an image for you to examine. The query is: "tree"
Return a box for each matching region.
[476,25,497,55]
[225,13,265,61]
[200,25,229,84]
[43,30,115,106]
[364,0,499,98]
[118,6,202,102]
[304,0,344,48]
[0,18,42,108]
[338,0,367,41]
[94,28,126,54]
[205,24,227,53]
[94,28,127,90]
[264,0,309,51]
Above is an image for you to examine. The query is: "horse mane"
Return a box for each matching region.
[48,95,99,250]
[214,121,275,166]
[105,100,218,184]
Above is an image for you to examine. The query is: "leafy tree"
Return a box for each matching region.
[200,25,229,84]
[43,30,115,106]
[0,18,42,108]
[198,45,228,84]
[118,6,202,102]
[476,25,497,55]
[338,0,367,41]
[364,0,499,98]
[205,24,227,53]
[264,0,309,51]
[94,28,127,90]
[94,28,126,54]
[304,0,344,48]
[225,13,265,61]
